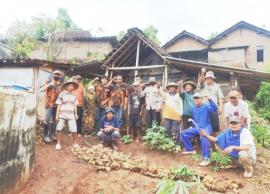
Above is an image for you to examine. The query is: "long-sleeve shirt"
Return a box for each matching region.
[191,100,217,130]
[201,82,224,104]
[181,91,194,116]
[141,86,162,110]
[163,93,183,121]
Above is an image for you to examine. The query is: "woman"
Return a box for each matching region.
[83,85,97,136]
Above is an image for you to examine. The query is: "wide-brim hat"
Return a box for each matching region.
[205,71,216,79]
[183,81,197,90]
[104,107,115,115]
[148,77,156,84]
[62,79,79,90]
[166,82,178,90]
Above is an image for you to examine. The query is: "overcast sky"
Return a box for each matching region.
[1,0,270,44]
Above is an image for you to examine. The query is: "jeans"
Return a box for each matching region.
[44,107,57,139]
[77,106,84,134]
[97,130,121,143]
[112,106,124,128]
[146,108,161,128]
[164,119,180,137]
[181,127,212,159]
[210,110,220,132]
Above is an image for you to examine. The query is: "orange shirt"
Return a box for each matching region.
[73,84,85,107]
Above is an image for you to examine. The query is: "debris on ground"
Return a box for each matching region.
[71,144,169,178]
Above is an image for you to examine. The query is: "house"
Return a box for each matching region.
[30,31,118,62]
[99,28,270,100]
[163,21,270,72]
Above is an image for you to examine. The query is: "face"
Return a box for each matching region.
[150,82,156,86]
[134,85,140,92]
[66,84,75,92]
[229,122,241,131]
[184,84,193,92]
[101,77,108,85]
[193,97,202,106]
[53,74,61,81]
[116,76,123,84]
[76,78,81,83]
[206,78,214,85]
[230,96,239,106]
[106,112,114,120]
[135,77,142,83]
[168,86,177,93]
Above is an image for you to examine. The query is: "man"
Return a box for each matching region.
[73,75,85,137]
[181,93,217,166]
[128,81,144,142]
[163,82,183,139]
[40,70,62,143]
[200,116,256,178]
[141,77,162,128]
[55,80,79,150]
[179,80,196,129]
[224,90,251,129]
[109,75,128,128]
[97,108,121,150]
[201,71,224,133]
[94,76,111,129]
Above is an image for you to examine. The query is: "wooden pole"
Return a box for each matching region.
[134,39,141,79]
[108,64,165,71]
[164,65,168,86]
[110,62,115,79]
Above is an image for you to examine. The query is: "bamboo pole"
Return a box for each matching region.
[107,64,165,71]
[164,65,168,86]
[134,39,141,79]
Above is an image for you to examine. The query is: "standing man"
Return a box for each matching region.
[109,75,128,128]
[73,75,85,137]
[141,77,162,128]
[201,71,224,133]
[163,82,183,139]
[224,90,251,129]
[40,70,62,143]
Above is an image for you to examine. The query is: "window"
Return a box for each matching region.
[0,68,34,90]
[257,47,264,62]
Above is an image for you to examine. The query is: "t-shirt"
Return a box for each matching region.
[201,82,224,104]
[141,85,162,110]
[45,83,61,108]
[96,84,110,108]
[73,83,85,107]
[224,100,251,127]
[56,91,78,120]
[109,83,128,107]
[216,128,256,160]
[163,93,183,121]
[191,100,217,130]
[181,91,194,116]
[99,117,120,130]
[128,91,143,115]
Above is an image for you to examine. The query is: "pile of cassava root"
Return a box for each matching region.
[71,144,169,178]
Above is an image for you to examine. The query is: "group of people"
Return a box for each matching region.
[41,69,256,178]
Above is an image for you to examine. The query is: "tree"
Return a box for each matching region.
[143,25,161,45]
[56,8,80,31]
[208,32,219,40]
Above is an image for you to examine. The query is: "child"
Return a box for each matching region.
[200,116,256,178]
[83,85,97,136]
[163,82,183,140]
[55,80,79,150]
[181,93,217,166]
[179,80,196,129]
[128,82,143,142]
[97,108,121,150]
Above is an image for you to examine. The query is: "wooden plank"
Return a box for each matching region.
[107,65,166,71]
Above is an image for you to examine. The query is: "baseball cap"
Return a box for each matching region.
[193,92,202,98]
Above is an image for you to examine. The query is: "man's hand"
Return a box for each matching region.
[94,77,100,81]
[75,114,79,120]
[201,67,206,73]
[56,115,60,122]
[222,146,234,155]
[200,130,208,137]
[177,80,183,85]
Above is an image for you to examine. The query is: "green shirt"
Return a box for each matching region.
[181,91,194,116]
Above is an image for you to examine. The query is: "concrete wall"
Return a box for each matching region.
[210,28,270,71]
[164,37,207,52]
[30,41,113,61]
[208,48,246,68]
[0,89,37,194]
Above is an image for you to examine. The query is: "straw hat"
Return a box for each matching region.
[183,81,197,90]
[205,71,216,79]
[62,79,79,90]
[148,77,156,84]
[166,82,179,90]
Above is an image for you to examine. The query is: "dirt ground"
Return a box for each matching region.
[18,129,270,194]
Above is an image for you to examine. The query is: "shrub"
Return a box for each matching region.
[255,81,270,120]
[210,151,232,172]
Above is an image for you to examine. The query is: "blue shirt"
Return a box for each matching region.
[191,100,217,130]
[216,128,243,158]
[99,117,120,130]
[181,91,194,116]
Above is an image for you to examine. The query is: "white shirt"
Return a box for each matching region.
[141,85,162,110]
[240,128,256,161]
[224,100,251,128]
[201,82,224,104]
